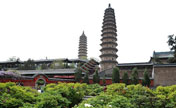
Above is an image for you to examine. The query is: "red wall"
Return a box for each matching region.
[0,75,75,87]
[88,79,154,86]
[0,76,154,87]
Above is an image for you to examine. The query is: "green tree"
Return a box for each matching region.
[74,68,82,82]
[122,72,129,85]
[41,63,48,70]
[167,34,176,63]
[69,62,75,68]
[50,60,64,69]
[112,67,120,83]
[93,74,96,83]
[131,67,139,85]
[83,72,89,84]
[18,59,36,70]
[8,56,20,62]
[142,69,151,87]
[103,75,106,86]
[93,70,100,84]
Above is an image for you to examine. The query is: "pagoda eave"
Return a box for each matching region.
[100,54,118,58]
[100,60,117,64]
[100,42,117,46]
[100,47,118,52]
[101,37,117,41]
[102,28,117,32]
[102,32,117,36]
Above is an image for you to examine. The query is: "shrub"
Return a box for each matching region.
[106,83,126,95]
[0,82,38,108]
[85,84,104,96]
[107,95,134,108]
[74,94,113,108]
[44,83,87,107]
[35,91,70,108]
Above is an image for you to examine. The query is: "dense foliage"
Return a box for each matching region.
[1,82,176,108]
[84,84,104,96]
[0,82,103,108]
[0,82,38,108]
[76,84,176,108]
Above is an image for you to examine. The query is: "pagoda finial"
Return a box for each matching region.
[108,3,111,8]
[82,31,85,36]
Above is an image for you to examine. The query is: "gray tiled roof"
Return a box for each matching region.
[153,51,174,58]
[118,62,153,66]
[154,63,176,67]
[18,69,75,75]
[0,58,88,64]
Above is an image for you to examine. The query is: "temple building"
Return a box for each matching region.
[149,51,174,64]
[1,4,176,87]
[98,4,176,86]
[78,31,87,60]
[100,4,118,71]
[0,58,99,87]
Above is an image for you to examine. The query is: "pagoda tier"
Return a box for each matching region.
[80,59,99,75]
[78,31,87,59]
[100,41,117,46]
[100,4,118,71]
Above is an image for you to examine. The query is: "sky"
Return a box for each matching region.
[0,0,176,63]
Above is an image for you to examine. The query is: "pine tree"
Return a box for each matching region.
[142,79,145,86]
[93,70,100,84]
[83,72,89,84]
[112,67,120,83]
[74,68,82,82]
[122,72,129,85]
[41,63,48,70]
[167,34,176,63]
[103,75,106,86]
[21,59,36,70]
[131,67,139,85]
[93,74,96,83]
[142,69,151,87]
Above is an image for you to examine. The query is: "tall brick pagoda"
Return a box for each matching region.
[78,31,87,59]
[100,4,118,71]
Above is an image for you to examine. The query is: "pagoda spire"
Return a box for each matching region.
[78,31,87,60]
[100,4,118,71]
[82,31,85,35]
[108,3,111,8]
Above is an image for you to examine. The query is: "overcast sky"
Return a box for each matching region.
[0,0,176,63]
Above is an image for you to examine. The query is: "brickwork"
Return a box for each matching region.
[78,31,87,59]
[154,66,176,86]
[100,4,117,71]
